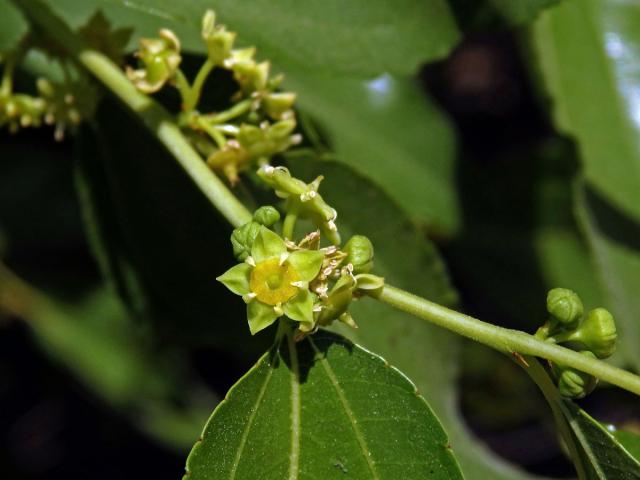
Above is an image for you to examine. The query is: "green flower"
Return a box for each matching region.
[217,226,324,335]
[126,28,181,93]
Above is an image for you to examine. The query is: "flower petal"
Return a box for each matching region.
[286,249,324,282]
[251,226,287,263]
[284,288,316,326]
[247,300,280,335]
[216,263,252,295]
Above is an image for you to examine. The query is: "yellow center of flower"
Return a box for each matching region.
[249,258,299,305]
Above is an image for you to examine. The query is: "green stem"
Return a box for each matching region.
[13,0,251,228]
[203,98,252,124]
[184,58,215,112]
[196,116,227,148]
[519,356,587,480]
[282,209,299,240]
[173,69,192,108]
[372,284,640,397]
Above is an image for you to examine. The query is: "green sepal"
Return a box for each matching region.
[283,288,316,326]
[247,300,280,335]
[251,226,287,262]
[216,263,252,295]
[286,249,324,282]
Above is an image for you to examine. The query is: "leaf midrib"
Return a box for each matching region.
[228,357,275,479]
[308,337,380,480]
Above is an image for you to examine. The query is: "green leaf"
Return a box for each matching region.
[43,0,459,76]
[531,0,640,371]
[531,0,640,223]
[184,330,463,479]
[614,430,640,462]
[448,0,561,30]
[288,157,538,480]
[0,0,27,52]
[561,401,640,479]
[446,141,603,334]
[575,183,640,370]
[524,357,640,479]
[287,72,460,233]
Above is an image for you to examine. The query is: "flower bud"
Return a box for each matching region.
[570,308,617,359]
[316,274,356,326]
[552,351,598,399]
[344,235,374,274]
[126,29,181,93]
[201,10,236,65]
[547,288,583,327]
[230,221,261,261]
[233,60,269,93]
[263,92,296,120]
[253,206,280,227]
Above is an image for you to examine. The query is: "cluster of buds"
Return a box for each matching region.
[36,78,93,141]
[0,92,45,133]
[536,288,617,398]
[257,165,340,245]
[217,206,383,338]
[126,10,301,185]
[0,76,89,141]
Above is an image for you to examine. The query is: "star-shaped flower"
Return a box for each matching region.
[217,226,324,334]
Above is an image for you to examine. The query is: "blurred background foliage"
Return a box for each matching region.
[1,0,639,478]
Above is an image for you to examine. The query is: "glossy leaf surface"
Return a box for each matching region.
[562,401,640,479]
[287,72,460,233]
[0,0,26,51]
[289,157,537,479]
[615,430,640,462]
[532,0,640,222]
[44,0,460,76]
[532,0,640,370]
[184,330,463,480]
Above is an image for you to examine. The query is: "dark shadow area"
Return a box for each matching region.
[0,321,185,480]
[422,32,577,477]
[280,329,354,384]
[584,184,640,252]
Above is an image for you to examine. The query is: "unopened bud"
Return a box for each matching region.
[570,308,617,359]
[553,351,598,399]
[253,206,280,227]
[344,235,374,274]
[547,288,583,327]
